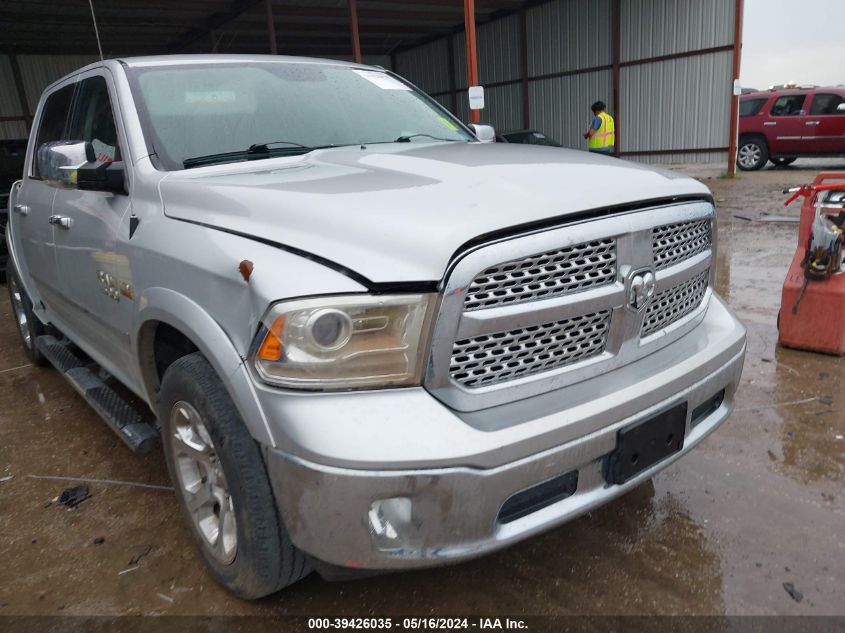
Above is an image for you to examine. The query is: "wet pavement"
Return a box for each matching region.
[0,160,843,616]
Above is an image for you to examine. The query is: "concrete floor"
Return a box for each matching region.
[0,160,843,616]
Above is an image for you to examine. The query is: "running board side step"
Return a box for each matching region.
[35,335,158,454]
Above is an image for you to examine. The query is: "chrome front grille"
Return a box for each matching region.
[642,270,709,338]
[463,238,617,310]
[652,219,711,270]
[426,201,715,412]
[450,310,611,388]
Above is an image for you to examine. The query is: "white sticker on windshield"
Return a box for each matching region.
[352,69,411,90]
[185,91,237,104]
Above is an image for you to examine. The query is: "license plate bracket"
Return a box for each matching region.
[603,403,688,485]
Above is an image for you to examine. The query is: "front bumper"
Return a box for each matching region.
[261,295,745,570]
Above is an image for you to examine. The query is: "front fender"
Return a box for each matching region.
[134,286,276,447]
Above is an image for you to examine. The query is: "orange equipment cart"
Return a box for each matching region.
[778,172,845,355]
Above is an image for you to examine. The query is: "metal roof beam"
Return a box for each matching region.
[166,0,263,52]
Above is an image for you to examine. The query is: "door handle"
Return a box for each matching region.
[763,122,776,126]
[12,204,29,216]
[805,121,820,126]
[48,215,73,229]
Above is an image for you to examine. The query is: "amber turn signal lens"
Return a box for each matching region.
[257,316,286,361]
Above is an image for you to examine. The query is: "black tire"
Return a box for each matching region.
[159,352,310,598]
[6,262,48,366]
[770,157,797,168]
[737,137,768,171]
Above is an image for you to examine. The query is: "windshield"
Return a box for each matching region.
[126,62,474,170]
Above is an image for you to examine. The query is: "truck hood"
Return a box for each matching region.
[159,142,710,283]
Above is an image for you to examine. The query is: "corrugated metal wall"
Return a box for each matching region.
[0,54,100,141]
[530,70,612,149]
[619,0,734,163]
[620,0,733,60]
[620,51,733,162]
[2,0,737,165]
[394,0,737,165]
[0,56,28,141]
[393,38,451,96]
[526,0,611,75]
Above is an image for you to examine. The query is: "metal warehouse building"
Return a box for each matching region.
[1,0,743,167]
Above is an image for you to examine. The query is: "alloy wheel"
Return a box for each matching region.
[738,143,761,169]
[169,400,238,564]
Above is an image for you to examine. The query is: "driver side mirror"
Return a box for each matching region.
[837,103,845,113]
[36,140,126,194]
[469,123,496,143]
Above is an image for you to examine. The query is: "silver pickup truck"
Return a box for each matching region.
[6,55,746,598]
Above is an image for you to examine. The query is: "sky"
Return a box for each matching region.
[740,0,845,90]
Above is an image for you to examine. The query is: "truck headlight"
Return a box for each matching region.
[251,294,438,390]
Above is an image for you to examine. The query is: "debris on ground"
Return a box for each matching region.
[56,485,91,508]
[759,213,800,223]
[783,582,804,603]
[156,593,174,604]
[0,475,14,483]
[128,544,153,566]
[93,537,105,545]
[27,474,173,491]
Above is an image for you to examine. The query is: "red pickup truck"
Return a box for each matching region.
[738,87,845,170]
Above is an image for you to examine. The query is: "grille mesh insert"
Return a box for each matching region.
[450,310,612,388]
[652,219,711,270]
[463,239,617,311]
[641,270,709,338]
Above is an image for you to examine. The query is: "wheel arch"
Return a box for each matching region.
[738,132,768,147]
[134,287,275,447]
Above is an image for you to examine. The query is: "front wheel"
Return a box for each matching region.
[737,138,768,171]
[159,353,310,598]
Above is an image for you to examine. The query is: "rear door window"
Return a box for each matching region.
[32,84,76,177]
[770,95,807,116]
[739,98,767,117]
[810,93,845,115]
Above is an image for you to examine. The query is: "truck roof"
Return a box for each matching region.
[40,54,377,95]
[741,86,845,99]
[116,54,370,69]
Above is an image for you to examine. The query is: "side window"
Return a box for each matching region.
[32,84,76,177]
[770,95,807,117]
[739,98,767,117]
[810,93,845,115]
[69,76,121,163]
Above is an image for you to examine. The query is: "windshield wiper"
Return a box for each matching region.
[394,133,461,143]
[183,141,348,169]
[247,140,311,153]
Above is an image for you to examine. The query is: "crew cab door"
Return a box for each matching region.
[7,82,77,312]
[50,69,137,382]
[808,92,845,154]
[766,93,812,155]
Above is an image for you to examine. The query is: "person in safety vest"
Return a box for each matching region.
[583,100,615,154]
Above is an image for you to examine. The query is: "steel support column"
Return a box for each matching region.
[264,0,277,54]
[520,8,529,129]
[611,0,621,157]
[446,35,458,114]
[727,0,745,175]
[463,0,480,124]
[8,54,31,131]
[348,0,362,64]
